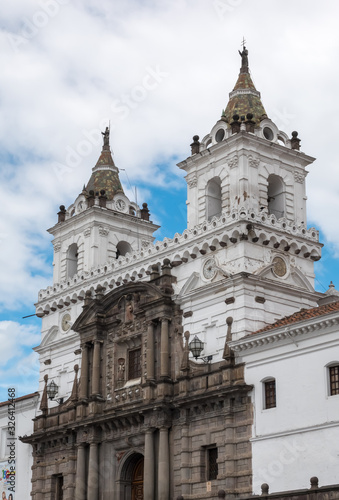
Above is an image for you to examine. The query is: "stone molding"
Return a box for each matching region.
[36,207,321,311]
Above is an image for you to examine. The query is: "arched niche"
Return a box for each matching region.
[116,241,132,259]
[267,174,286,219]
[206,177,222,221]
[66,243,78,278]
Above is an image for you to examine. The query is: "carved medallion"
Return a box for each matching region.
[272,256,287,277]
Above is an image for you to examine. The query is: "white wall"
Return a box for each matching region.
[235,326,339,493]
[0,393,39,500]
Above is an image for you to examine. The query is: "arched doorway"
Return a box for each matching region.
[131,457,144,500]
[118,452,144,500]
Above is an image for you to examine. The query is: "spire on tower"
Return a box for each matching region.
[85,126,124,200]
[222,45,267,125]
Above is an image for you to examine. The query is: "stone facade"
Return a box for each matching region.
[25,275,253,499]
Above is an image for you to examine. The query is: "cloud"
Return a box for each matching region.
[0,322,40,400]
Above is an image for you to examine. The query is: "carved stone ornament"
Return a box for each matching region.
[272,256,287,277]
[202,258,217,280]
[294,171,305,183]
[248,155,260,168]
[186,174,197,188]
[99,226,109,237]
[227,155,238,169]
[84,228,91,238]
[53,241,62,252]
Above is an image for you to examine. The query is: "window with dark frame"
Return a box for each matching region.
[329,365,339,395]
[128,348,141,379]
[264,379,276,409]
[207,447,218,480]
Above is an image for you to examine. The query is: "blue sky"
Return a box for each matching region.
[1,0,339,402]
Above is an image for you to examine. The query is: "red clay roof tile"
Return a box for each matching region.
[253,300,339,334]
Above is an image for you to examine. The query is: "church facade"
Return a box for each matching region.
[22,48,339,500]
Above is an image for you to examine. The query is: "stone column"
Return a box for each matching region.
[144,429,155,500]
[91,340,101,397]
[79,344,89,400]
[181,424,190,496]
[158,427,169,500]
[146,322,155,381]
[87,442,99,500]
[160,318,170,378]
[75,444,86,500]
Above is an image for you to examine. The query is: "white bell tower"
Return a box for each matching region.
[178,46,322,335]
[49,127,159,285]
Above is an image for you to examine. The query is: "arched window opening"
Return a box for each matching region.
[206,178,222,221]
[116,241,132,259]
[66,243,78,278]
[267,175,285,219]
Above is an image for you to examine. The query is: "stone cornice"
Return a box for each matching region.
[48,205,159,236]
[36,207,321,313]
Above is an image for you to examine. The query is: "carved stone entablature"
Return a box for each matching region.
[186,174,197,188]
[53,241,62,252]
[248,154,260,168]
[144,408,172,429]
[227,155,238,169]
[99,226,109,237]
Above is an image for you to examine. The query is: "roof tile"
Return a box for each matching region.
[253,301,339,335]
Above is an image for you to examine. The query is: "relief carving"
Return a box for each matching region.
[186,174,197,188]
[248,155,260,168]
[99,226,109,237]
[118,358,125,381]
[227,155,238,169]
[294,171,305,183]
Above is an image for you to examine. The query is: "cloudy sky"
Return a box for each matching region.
[1,0,339,401]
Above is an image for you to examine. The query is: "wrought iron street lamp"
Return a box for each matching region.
[188,335,213,363]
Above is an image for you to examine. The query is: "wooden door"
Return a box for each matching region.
[131,457,144,500]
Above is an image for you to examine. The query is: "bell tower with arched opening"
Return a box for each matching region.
[49,127,159,285]
[179,46,323,333]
